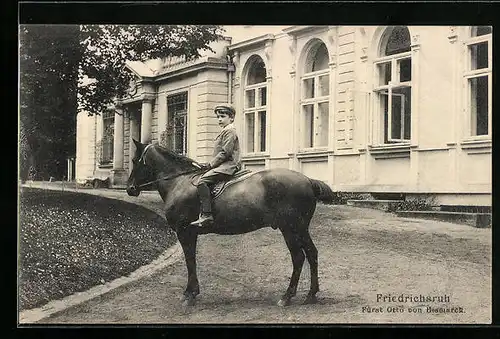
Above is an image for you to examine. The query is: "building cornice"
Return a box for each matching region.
[227,34,275,52]
[155,57,227,82]
[283,25,329,36]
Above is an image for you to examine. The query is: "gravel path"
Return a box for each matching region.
[24,184,490,324]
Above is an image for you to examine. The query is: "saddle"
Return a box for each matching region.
[209,169,254,200]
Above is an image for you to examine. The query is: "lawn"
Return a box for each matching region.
[18,188,177,311]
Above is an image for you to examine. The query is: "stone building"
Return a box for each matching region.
[76,25,492,207]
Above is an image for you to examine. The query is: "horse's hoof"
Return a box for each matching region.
[277,298,291,307]
[182,297,196,307]
[303,295,318,305]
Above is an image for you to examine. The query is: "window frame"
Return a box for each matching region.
[463,28,492,140]
[373,49,412,144]
[166,91,189,155]
[100,110,115,166]
[243,62,268,155]
[299,66,330,150]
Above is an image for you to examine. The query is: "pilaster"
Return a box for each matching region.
[409,32,421,190]
[111,105,127,185]
[288,35,299,171]
[140,97,154,143]
[128,115,140,174]
[112,106,124,169]
[447,26,460,190]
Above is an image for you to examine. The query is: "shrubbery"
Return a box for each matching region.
[332,192,372,205]
[18,188,176,310]
[387,195,438,213]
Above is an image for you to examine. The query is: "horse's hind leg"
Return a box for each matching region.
[277,227,305,307]
[300,230,319,304]
[177,227,200,307]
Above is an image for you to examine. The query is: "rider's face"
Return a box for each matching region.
[216,112,233,128]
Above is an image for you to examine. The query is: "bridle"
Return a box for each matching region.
[131,144,204,190]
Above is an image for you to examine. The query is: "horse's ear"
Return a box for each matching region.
[132,138,142,149]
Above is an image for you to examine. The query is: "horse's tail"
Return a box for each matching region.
[309,178,336,204]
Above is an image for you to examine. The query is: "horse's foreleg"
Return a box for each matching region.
[278,227,305,307]
[177,227,200,306]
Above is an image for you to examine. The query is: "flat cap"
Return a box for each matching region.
[214,103,236,116]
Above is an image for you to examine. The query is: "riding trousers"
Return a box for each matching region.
[197,169,231,186]
[195,169,231,214]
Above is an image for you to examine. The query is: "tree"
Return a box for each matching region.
[19,25,81,181]
[78,25,224,115]
[19,25,224,181]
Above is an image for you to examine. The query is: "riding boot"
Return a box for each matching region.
[190,183,214,227]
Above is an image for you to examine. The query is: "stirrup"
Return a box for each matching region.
[190,214,214,227]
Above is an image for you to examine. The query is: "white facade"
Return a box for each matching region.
[76,25,492,206]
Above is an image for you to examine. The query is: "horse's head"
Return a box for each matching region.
[126,139,158,196]
[126,139,200,197]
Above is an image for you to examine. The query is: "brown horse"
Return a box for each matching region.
[126,139,335,307]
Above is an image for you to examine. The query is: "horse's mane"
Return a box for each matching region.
[154,143,198,169]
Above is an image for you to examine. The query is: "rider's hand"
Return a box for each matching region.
[199,163,211,170]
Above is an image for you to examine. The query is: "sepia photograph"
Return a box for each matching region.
[18,22,492,325]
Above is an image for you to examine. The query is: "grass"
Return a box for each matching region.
[18,188,177,311]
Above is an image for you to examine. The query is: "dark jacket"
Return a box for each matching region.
[209,124,241,175]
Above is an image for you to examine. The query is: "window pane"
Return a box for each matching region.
[303,104,314,148]
[173,115,187,155]
[380,93,389,143]
[247,58,267,85]
[470,76,489,136]
[377,62,391,86]
[258,111,266,152]
[318,102,329,147]
[472,26,492,37]
[103,110,114,119]
[312,44,329,71]
[392,87,412,141]
[391,94,402,140]
[403,89,412,140]
[103,119,114,136]
[303,78,315,99]
[305,43,329,73]
[470,42,489,70]
[384,26,411,56]
[167,92,188,114]
[259,87,267,106]
[246,89,256,108]
[246,113,255,152]
[398,58,411,82]
[318,75,329,96]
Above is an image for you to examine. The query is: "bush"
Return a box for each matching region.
[332,192,372,205]
[387,195,438,213]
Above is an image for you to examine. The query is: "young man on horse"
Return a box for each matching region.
[190,103,241,227]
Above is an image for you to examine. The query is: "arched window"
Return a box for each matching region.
[244,56,267,153]
[305,43,329,73]
[373,26,412,144]
[384,26,411,56]
[472,26,492,37]
[300,42,330,149]
[466,26,492,137]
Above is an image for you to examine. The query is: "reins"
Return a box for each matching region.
[132,144,205,189]
[134,168,203,189]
